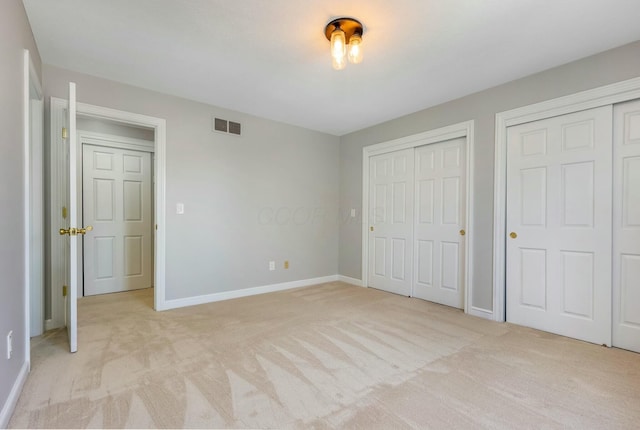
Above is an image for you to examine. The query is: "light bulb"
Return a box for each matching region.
[332,54,346,70]
[330,27,347,69]
[348,33,363,64]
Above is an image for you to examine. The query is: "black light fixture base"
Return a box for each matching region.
[324,17,363,43]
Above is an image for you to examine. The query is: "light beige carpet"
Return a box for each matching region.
[9,282,640,429]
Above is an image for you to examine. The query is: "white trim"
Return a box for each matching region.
[493,75,640,322]
[468,306,494,320]
[338,275,364,287]
[49,97,167,322]
[22,50,30,367]
[78,130,154,153]
[0,361,29,429]
[160,275,339,310]
[48,97,66,329]
[24,49,44,360]
[361,120,476,314]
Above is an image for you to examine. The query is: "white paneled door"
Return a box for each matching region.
[83,144,152,296]
[506,106,613,346]
[413,138,466,308]
[368,148,415,296]
[613,100,640,353]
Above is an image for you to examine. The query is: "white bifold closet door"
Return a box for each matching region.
[413,138,466,308]
[506,106,613,346]
[368,148,415,296]
[613,100,640,353]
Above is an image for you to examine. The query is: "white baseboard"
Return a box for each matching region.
[0,361,29,429]
[468,306,494,320]
[160,275,340,311]
[337,275,364,287]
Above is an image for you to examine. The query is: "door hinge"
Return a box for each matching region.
[62,127,68,139]
[62,285,68,297]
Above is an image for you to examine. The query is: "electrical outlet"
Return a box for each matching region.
[284,260,289,269]
[6,331,12,360]
[269,261,275,271]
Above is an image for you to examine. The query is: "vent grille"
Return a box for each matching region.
[214,118,227,133]
[213,116,242,136]
[229,121,241,135]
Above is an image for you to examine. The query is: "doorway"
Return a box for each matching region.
[362,121,476,314]
[494,76,640,353]
[79,129,155,296]
[47,97,167,337]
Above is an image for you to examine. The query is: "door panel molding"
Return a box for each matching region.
[362,120,476,316]
[494,76,640,322]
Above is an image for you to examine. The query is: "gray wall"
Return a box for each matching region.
[0,0,41,422]
[43,65,340,301]
[339,40,640,312]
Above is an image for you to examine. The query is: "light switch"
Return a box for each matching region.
[176,203,184,214]
[350,208,356,218]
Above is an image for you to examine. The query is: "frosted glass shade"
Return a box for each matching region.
[348,33,363,64]
[330,28,347,70]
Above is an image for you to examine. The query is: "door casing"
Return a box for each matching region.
[23,49,44,357]
[361,120,476,316]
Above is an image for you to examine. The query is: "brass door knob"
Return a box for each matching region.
[459,229,466,236]
[59,226,93,236]
[509,232,517,239]
[78,226,93,235]
[370,226,374,232]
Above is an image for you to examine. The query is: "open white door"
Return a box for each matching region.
[63,82,78,352]
[60,82,92,352]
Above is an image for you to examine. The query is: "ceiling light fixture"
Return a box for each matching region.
[324,17,364,70]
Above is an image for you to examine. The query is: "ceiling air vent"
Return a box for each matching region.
[213,116,242,136]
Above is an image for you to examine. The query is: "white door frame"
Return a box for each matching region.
[23,49,43,361]
[362,120,477,316]
[493,76,640,322]
[49,97,167,330]
[76,131,155,298]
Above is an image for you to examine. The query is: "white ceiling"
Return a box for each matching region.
[22,0,640,136]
